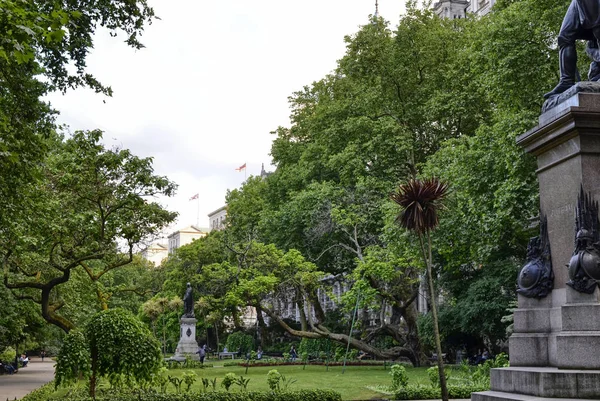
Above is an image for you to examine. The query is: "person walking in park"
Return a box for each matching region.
[41,350,46,362]
[196,344,206,364]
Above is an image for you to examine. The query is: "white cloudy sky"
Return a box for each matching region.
[46,0,406,236]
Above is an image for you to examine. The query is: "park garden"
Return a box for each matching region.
[0,0,578,400]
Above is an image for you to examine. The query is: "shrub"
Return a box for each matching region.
[267,369,281,391]
[426,365,448,388]
[55,330,91,387]
[395,384,489,400]
[182,371,197,392]
[221,372,236,391]
[390,364,409,389]
[235,375,251,391]
[0,346,16,362]
[225,331,254,355]
[55,309,162,398]
[21,385,342,401]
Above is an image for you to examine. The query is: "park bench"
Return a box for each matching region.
[218,351,236,359]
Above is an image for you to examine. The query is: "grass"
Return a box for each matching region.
[166,363,432,400]
[51,362,472,400]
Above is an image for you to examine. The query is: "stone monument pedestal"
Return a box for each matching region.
[472,83,600,401]
[174,317,199,360]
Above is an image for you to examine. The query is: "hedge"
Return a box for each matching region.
[233,360,387,368]
[394,384,489,400]
[22,384,342,401]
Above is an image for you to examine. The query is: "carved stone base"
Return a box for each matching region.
[472,367,600,401]
[175,317,199,359]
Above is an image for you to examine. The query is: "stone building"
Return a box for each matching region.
[140,243,168,266]
[167,225,208,254]
[208,206,227,231]
[432,0,495,19]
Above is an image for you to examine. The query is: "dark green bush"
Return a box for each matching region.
[225,331,254,354]
[395,384,488,400]
[21,384,342,401]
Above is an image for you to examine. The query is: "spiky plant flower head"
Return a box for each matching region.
[390,178,448,234]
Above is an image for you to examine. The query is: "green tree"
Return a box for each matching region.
[0,0,157,236]
[2,131,177,332]
[55,308,162,397]
[391,178,449,401]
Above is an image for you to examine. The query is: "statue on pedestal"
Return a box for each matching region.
[545,1,600,98]
[183,282,194,318]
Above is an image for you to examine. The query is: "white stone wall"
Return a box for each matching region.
[208,206,227,231]
[466,0,495,16]
[140,244,168,266]
[433,0,469,19]
[167,226,207,253]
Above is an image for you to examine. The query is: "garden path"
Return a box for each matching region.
[0,357,54,400]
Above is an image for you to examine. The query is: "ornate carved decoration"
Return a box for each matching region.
[518,215,554,298]
[186,328,192,337]
[567,187,600,293]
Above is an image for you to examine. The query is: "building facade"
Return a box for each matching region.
[208,206,227,232]
[140,243,168,266]
[466,0,495,16]
[167,225,208,254]
[433,0,469,19]
[432,0,495,19]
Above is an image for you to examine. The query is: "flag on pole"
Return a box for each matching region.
[189,193,199,201]
[235,163,247,172]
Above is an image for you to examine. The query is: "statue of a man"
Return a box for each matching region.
[545,1,600,98]
[183,283,194,318]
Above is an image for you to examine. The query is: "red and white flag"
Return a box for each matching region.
[235,163,247,172]
[189,193,199,201]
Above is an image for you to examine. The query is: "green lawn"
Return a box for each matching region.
[167,363,432,400]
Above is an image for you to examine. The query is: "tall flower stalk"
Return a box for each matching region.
[391,178,449,401]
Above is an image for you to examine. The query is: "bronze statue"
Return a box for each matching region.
[567,188,600,293]
[545,1,600,99]
[517,216,554,298]
[183,283,194,318]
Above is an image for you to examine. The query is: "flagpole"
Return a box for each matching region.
[196,196,200,226]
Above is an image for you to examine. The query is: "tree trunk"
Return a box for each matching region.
[255,305,267,348]
[421,232,448,401]
[90,347,98,398]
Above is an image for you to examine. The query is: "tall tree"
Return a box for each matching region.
[2,131,177,332]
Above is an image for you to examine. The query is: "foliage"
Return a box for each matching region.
[55,330,91,387]
[55,309,162,397]
[0,346,16,362]
[235,376,252,391]
[226,332,255,355]
[156,0,571,367]
[3,131,177,333]
[471,353,510,386]
[22,386,342,401]
[394,384,489,400]
[86,309,162,391]
[390,364,409,390]
[279,375,298,391]
[182,371,197,392]
[222,373,237,391]
[391,179,448,234]
[267,369,282,391]
[426,366,449,388]
[393,177,449,401]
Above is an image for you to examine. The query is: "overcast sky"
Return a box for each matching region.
[46,0,406,238]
